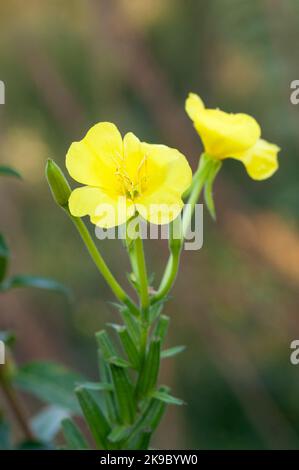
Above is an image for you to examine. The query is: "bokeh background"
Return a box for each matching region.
[1,0,299,449]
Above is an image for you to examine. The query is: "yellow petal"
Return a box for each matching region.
[142,143,192,196]
[185,93,261,159]
[66,122,122,188]
[123,132,144,184]
[238,138,280,180]
[136,188,184,225]
[135,143,192,224]
[68,186,135,228]
[185,93,205,122]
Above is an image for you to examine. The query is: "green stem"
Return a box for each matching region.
[154,249,180,302]
[134,234,149,313]
[153,154,212,303]
[70,214,139,316]
[125,222,140,286]
[182,158,211,237]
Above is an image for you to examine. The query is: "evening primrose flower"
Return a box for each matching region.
[185,93,280,180]
[66,122,192,228]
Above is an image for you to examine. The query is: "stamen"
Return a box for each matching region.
[113,153,148,200]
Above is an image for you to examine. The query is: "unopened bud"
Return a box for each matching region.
[46,159,71,209]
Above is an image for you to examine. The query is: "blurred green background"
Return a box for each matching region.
[1,0,299,449]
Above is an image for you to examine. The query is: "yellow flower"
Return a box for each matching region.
[66,122,192,228]
[185,93,280,180]
[234,138,280,181]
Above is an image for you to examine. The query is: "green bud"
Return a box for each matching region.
[45,159,71,209]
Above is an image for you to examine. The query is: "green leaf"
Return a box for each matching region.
[119,307,140,345]
[0,165,22,179]
[14,361,83,413]
[76,381,113,392]
[98,352,118,423]
[96,330,130,368]
[76,387,111,449]
[110,325,140,369]
[153,315,170,343]
[0,234,10,282]
[126,271,139,291]
[135,431,151,450]
[161,345,186,359]
[61,417,89,450]
[110,364,136,425]
[125,386,167,449]
[108,425,131,443]
[109,357,131,368]
[204,160,222,220]
[152,390,184,406]
[149,300,166,323]
[31,405,69,442]
[0,275,71,298]
[135,338,160,400]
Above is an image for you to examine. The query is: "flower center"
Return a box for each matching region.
[114,155,148,200]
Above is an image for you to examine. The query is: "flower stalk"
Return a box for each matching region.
[70,215,139,317]
[153,154,213,303]
[134,234,149,313]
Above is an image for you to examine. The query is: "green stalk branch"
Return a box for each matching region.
[70,215,140,317]
[153,248,181,303]
[153,154,213,303]
[134,234,149,313]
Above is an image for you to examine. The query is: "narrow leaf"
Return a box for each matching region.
[0,165,22,179]
[61,417,88,450]
[75,387,110,449]
[135,431,151,450]
[108,425,130,443]
[153,315,170,343]
[149,300,166,323]
[110,365,135,425]
[14,361,82,413]
[135,338,160,400]
[119,307,140,345]
[0,275,70,298]
[98,352,118,423]
[161,345,186,359]
[96,330,130,368]
[112,325,140,369]
[75,381,113,392]
[153,390,184,406]
[125,386,167,449]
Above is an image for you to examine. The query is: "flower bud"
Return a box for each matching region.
[46,159,71,209]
